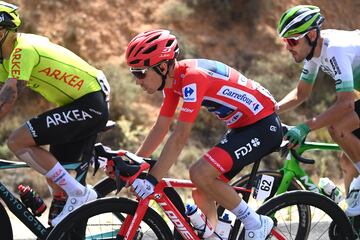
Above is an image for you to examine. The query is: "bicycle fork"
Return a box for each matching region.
[118,195,200,240]
[117,198,151,239]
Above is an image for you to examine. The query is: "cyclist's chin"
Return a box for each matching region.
[291,53,305,63]
[143,88,156,94]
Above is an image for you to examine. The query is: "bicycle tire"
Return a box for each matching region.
[218,170,310,240]
[46,197,173,240]
[0,201,13,240]
[257,191,356,240]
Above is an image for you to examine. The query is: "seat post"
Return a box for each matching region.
[242,158,262,202]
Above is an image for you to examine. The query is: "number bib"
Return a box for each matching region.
[253,174,275,201]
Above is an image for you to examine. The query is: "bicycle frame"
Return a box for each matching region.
[273,142,360,236]
[118,178,251,240]
[276,141,341,196]
[0,158,90,239]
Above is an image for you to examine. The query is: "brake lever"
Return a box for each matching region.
[92,155,100,176]
[279,140,290,158]
[115,169,126,194]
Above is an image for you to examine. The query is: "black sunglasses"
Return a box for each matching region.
[129,67,149,79]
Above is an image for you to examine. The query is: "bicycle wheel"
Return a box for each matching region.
[218,171,310,239]
[0,201,13,240]
[256,191,356,240]
[230,170,303,209]
[46,197,173,240]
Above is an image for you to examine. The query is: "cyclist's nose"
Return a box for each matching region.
[286,43,293,51]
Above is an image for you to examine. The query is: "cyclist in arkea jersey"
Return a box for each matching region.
[276,5,360,216]
[0,2,110,226]
[124,29,282,240]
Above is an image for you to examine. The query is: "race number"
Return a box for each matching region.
[253,174,274,201]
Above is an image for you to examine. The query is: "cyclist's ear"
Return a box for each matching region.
[159,62,167,72]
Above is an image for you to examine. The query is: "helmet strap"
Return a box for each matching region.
[305,28,320,61]
[153,62,172,91]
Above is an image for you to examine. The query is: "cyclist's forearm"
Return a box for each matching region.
[277,88,306,113]
[149,132,187,180]
[150,122,191,180]
[306,101,353,130]
[136,128,166,157]
[136,115,172,157]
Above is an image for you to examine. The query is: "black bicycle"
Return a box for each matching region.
[0,121,120,240]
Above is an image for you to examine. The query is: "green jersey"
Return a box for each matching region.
[0,33,103,106]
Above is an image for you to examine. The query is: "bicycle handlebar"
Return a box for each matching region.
[94,143,156,193]
[290,149,315,164]
[279,142,315,165]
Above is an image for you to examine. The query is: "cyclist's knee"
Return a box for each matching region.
[340,153,356,170]
[328,125,341,141]
[328,124,355,144]
[189,159,218,186]
[7,126,36,152]
[7,132,19,152]
[189,161,203,185]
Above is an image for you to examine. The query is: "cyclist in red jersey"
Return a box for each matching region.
[125,29,282,239]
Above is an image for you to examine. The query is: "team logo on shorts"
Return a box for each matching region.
[183,83,197,102]
[234,138,260,158]
[46,109,93,128]
[26,121,38,138]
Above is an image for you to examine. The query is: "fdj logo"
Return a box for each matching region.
[234,138,260,159]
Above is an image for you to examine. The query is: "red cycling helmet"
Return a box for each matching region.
[126,29,179,68]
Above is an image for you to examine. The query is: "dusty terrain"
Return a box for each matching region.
[15,0,360,68]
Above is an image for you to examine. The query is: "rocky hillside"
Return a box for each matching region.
[15,0,360,68]
[2,0,359,180]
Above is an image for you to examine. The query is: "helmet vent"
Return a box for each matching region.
[166,40,174,47]
[146,34,161,43]
[143,45,157,54]
[127,45,136,57]
[134,47,144,57]
[130,59,140,65]
[144,59,150,67]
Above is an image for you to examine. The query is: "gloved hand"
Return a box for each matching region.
[284,123,311,147]
[131,174,158,199]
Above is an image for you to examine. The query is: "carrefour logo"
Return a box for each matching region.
[183,83,197,102]
[217,86,263,114]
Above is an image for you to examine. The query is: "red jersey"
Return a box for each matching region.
[160,59,276,128]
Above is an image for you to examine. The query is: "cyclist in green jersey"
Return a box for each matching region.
[0,2,110,225]
[276,5,360,215]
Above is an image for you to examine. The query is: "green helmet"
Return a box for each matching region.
[0,1,21,30]
[277,5,324,38]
